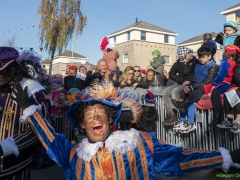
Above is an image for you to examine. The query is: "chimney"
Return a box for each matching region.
[136,17,138,23]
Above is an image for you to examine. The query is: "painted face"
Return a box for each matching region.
[199,55,212,65]
[127,70,134,80]
[79,67,87,75]
[98,61,108,73]
[69,70,76,77]
[224,26,235,36]
[58,93,66,100]
[51,83,60,91]
[0,75,9,86]
[81,104,110,142]
[146,72,154,81]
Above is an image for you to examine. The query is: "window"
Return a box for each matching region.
[236,12,240,22]
[141,31,146,41]
[123,53,128,63]
[61,69,66,75]
[162,55,171,65]
[164,35,169,43]
[127,31,130,41]
[113,36,116,43]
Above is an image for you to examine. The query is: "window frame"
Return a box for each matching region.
[162,54,171,65]
[141,31,146,41]
[123,52,129,64]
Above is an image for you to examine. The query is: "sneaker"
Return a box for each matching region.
[180,123,196,133]
[231,121,240,134]
[178,122,190,131]
[173,121,185,130]
[217,119,232,128]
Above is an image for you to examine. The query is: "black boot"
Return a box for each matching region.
[210,113,222,127]
[162,113,178,126]
[162,113,172,125]
[230,148,240,169]
[171,99,191,113]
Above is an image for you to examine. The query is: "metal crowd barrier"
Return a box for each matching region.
[149,86,240,151]
[51,86,240,151]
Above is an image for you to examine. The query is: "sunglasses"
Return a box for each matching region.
[134,70,141,72]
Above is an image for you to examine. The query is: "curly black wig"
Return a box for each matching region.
[0,61,31,84]
[74,101,118,126]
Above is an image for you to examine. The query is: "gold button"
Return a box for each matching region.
[103,152,108,158]
[108,174,112,178]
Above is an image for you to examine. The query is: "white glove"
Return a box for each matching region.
[0,137,19,157]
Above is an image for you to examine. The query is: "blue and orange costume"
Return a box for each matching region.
[13,80,237,180]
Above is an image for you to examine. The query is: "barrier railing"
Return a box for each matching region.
[51,86,240,151]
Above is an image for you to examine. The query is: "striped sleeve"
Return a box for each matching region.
[27,110,74,170]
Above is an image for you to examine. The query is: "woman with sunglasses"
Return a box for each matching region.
[133,66,144,81]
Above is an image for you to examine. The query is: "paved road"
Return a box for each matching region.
[32,165,239,180]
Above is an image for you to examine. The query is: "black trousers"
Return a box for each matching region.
[187,86,205,104]
[211,89,222,113]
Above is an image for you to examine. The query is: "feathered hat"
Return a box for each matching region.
[224,17,239,32]
[144,90,156,104]
[67,80,143,129]
[100,37,116,50]
[225,45,240,54]
[0,47,44,75]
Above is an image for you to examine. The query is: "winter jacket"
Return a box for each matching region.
[215,32,240,48]
[64,76,85,91]
[187,60,219,91]
[169,56,198,84]
[212,58,236,86]
[150,56,165,74]
[119,79,149,89]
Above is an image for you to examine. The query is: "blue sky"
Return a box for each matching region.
[0,0,239,65]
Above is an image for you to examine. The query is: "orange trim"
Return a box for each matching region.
[75,158,83,180]
[91,156,102,180]
[27,118,48,150]
[69,144,78,163]
[97,148,116,179]
[84,161,92,180]
[180,156,223,170]
[115,152,126,180]
[140,132,154,154]
[33,112,55,142]
[137,138,149,179]
[127,151,139,180]
[182,149,220,155]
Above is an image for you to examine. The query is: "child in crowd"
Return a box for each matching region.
[55,89,69,113]
[202,33,217,57]
[162,47,198,126]
[216,46,240,131]
[100,37,119,81]
[209,45,239,127]
[215,18,240,48]
[149,50,165,86]
[172,46,218,133]
[49,79,64,115]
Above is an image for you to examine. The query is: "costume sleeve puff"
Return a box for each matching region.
[212,59,230,86]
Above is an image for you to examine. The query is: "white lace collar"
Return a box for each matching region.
[76,128,139,162]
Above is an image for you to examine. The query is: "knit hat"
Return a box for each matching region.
[202,40,217,56]
[68,65,78,71]
[224,18,239,32]
[144,90,156,104]
[57,89,67,95]
[50,79,62,85]
[100,37,115,50]
[141,69,146,74]
[67,88,80,94]
[152,50,161,56]
[177,47,193,61]
[225,45,240,54]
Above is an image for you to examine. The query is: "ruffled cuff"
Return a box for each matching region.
[218,147,233,173]
[0,137,19,157]
[19,105,41,123]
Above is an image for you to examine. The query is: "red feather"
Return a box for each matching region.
[147,90,153,100]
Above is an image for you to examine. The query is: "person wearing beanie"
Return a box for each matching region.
[201,33,217,57]
[0,47,54,179]
[215,18,240,48]
[11,80,240,179]
[100,37,120,82]
[162,47,198,126]
[64,65,85,91]
[171,46,218,133]
[149,50,165,86]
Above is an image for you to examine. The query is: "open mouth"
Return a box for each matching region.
[92,123,104,135]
